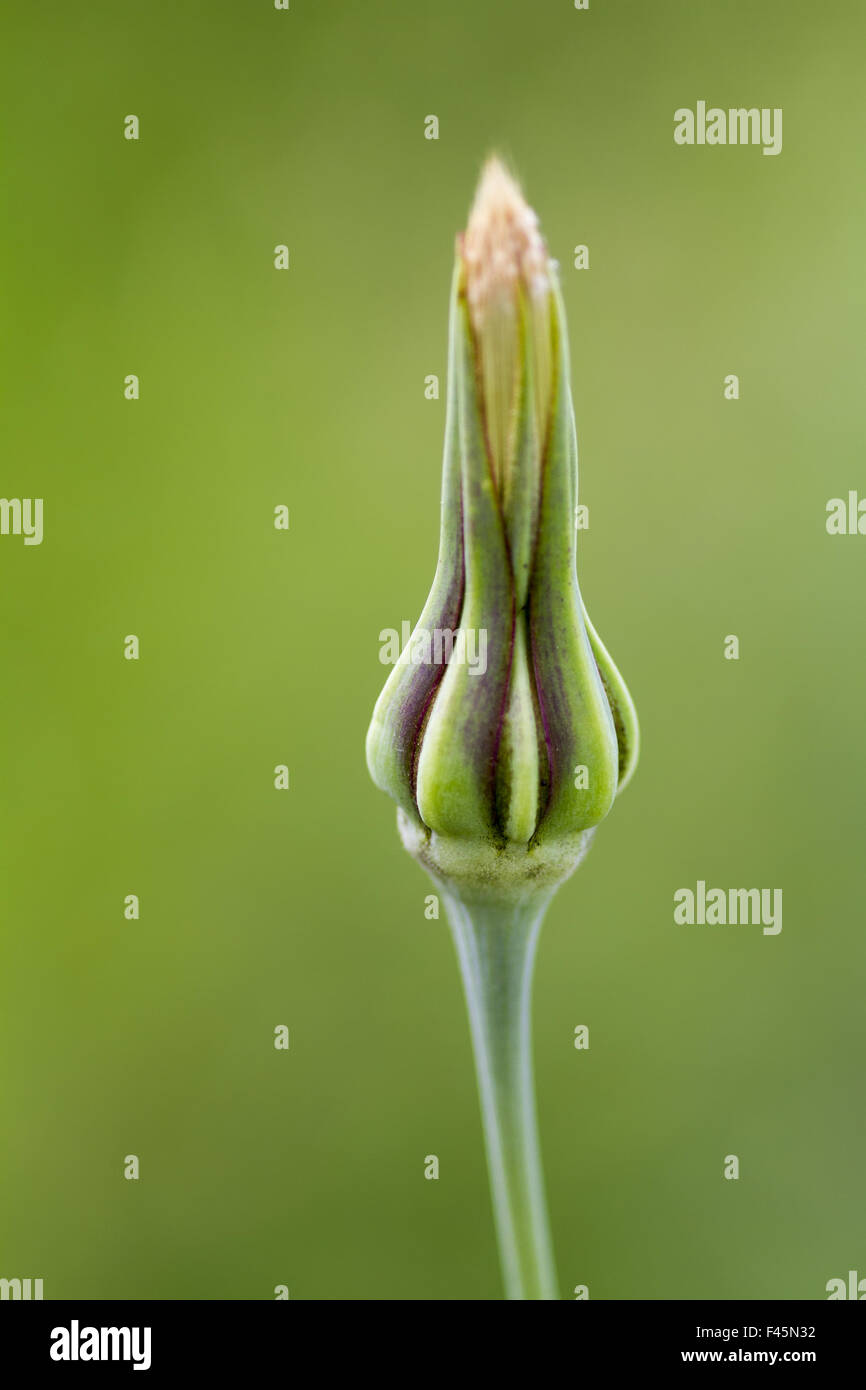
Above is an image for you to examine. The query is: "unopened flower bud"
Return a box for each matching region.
[366,159,638,901]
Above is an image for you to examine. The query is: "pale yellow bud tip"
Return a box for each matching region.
[462,158,551,333]
[459,159,554,512]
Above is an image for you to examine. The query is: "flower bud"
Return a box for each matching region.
[366,159,638,898]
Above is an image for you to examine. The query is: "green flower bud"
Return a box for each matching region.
[366,159,638,900]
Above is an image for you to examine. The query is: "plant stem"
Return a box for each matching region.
[443,889,559,1300]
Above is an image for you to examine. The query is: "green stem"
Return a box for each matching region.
[443,889,559,1300]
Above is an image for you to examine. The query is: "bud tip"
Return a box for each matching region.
[462,157,550,333]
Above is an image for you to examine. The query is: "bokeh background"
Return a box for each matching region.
[2,0,864,1300]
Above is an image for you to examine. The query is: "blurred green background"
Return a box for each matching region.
[2,0,864,1300]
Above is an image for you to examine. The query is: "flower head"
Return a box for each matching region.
[367,159,638,899]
